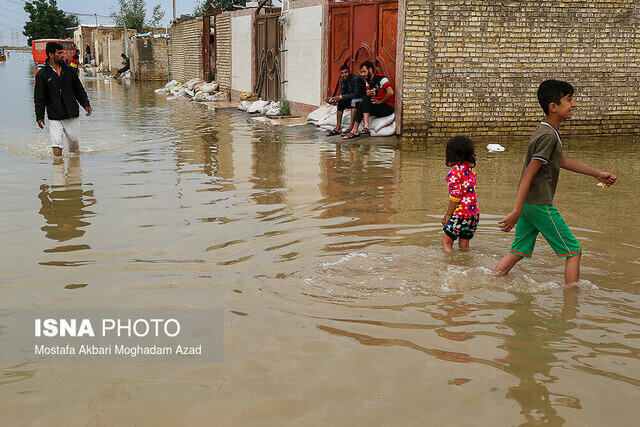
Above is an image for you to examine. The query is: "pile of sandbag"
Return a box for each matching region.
[154,79,228,103]
[306,102,396,137]
[237,99,280,115]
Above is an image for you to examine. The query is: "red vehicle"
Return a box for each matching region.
[31,39,76,67]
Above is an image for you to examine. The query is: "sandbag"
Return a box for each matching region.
[165,79,180,89]
[265,101,281,116]
[207,91,228,102]
[307,103,336,125]
[247,100,270,113]
[185,89,195,98]
[317,110,351,128]
[154,87,168,93]
[199,82,219,94]
[192,91,208,102]
[186,78,202,90]
[369,113,395,132]
[370,121,396,137]
[238,100,252,111]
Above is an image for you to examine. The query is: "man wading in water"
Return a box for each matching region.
[35,41,92,157]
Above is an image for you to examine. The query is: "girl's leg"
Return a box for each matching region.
[458,238,470,251]
[491,253,524,277]
[564,252,581,285]
[442,234,455,253]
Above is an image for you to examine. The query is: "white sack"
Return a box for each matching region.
[247,100,270,113]
[370,121,396,137]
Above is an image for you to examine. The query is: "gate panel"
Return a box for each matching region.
[328,0,398,98]
[255,13,282,101]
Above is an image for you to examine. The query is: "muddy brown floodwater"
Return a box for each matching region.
[0,51,639,425]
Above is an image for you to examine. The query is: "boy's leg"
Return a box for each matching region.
[492,253,524,276]
[458,238,470,251]
[361,96,372,130]
[565,253,581,285]
[492,210,537,277]
[533,205,583,284]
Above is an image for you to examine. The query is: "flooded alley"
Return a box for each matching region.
[0,51,639,425]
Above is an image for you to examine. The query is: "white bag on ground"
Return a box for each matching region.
[266,101,282,116]
[370,121,396,137]
[199,82,219,94]
[192,91,208,102]
[238,100,252,111]
[165,80,179,90]
[186,78,202,90]
[369,113,395,132]
[247,100,270,113]
[307,103,336,125]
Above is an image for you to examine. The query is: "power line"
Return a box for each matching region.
[0,19,23,32]
[4,0,26,6]
[0,12,24,23]
[0,5,28,16]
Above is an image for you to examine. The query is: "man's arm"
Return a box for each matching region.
[34,71,46,126]
[561,154,617,185]
[72,71,92,115]
[498,159,543,232]
[372,86,394,104]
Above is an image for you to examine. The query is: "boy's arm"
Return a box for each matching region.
[561,154,617,185]
[498,159,543,232]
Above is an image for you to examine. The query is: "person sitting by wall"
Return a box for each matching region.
[113,53,130,79]
[84,45,92,65]
[326,64,366,137]
[342,60,395,140]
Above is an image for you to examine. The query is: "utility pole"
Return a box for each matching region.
[173,0,176,22]
[121,7,129,56]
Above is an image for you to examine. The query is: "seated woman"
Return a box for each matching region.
[343,60,394,139]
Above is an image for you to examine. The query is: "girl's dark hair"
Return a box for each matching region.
[445,135,476,167]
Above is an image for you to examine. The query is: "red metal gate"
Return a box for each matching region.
[328,0,398,97]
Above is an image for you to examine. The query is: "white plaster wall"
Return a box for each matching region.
[231,15,253,93]
[283,6,323,106]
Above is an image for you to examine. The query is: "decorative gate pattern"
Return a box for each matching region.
[254,9,283,101]
[328,0,398,97]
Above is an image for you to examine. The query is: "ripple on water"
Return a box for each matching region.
[296,245,597,299]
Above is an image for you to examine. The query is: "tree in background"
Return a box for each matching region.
[193,0,247,16]
[23,0,79,45]
[110,0,165,32]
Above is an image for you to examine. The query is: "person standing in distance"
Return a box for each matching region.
[35,41,92,157]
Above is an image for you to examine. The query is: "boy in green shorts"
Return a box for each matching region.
[492,80,617,285]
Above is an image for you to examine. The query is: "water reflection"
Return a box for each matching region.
[498,290,581,424]
[38,156,95,252]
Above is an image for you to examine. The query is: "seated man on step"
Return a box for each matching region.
[343,60,395,139]
[326,64,366,136]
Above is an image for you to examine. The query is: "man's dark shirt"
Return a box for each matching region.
[340,73,366,102]
[34,59,90,121]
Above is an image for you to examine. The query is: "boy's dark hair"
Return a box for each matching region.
[537,80,574,115]
[339,64,349,72]
[45,41,64,58]
[445,135,476,167]
[360,60,374,72]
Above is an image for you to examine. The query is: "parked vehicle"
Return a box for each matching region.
[0,48,6,61]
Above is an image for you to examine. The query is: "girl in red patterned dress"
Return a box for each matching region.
[442,136,480,253]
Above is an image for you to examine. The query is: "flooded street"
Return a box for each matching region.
[1,51,639,424]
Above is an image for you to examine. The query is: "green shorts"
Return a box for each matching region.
[510,204,582,258]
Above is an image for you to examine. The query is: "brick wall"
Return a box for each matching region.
[130,37,169,80]
[402,0,640,140]
[215,13,232,91]
[169,18,204,82]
